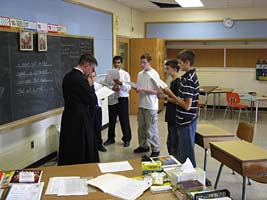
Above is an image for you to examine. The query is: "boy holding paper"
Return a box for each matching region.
[103,56,132,147]
[133,53,161,157]
[163,50,199,167]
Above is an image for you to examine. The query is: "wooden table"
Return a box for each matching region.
[210,140,267,200]
[195,124,235,171]
[240,93,267,123]
[199,86,218,120]
[35,159,177,200]
[210,88,234,119]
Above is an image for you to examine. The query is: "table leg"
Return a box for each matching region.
[214,163,224,189]
[255,100,259,123]
[204,93,208,120]
[242,176,247,200]
[204,149,208,171]
[212,94,216,119]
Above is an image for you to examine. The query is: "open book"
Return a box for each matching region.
[87,173,151,200]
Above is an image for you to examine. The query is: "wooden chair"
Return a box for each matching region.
[224,92,249,121]
[232,122,255,185]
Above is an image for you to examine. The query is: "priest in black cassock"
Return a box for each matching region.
[58,54,100,165]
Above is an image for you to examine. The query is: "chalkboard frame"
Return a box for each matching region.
[0,28,94,131]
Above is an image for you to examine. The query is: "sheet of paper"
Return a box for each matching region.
[5,182,44,200]
[95,86,115,99]
[106,69,120,80]
[98,161,133,173]
[19,171,34,183]
[45,176,80,195]
[150,76,168,90]
[87,173,151,200]
[57,178,88,196]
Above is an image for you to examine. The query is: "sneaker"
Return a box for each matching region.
[150,151,160,157]
[133,146,150,153]
[103,139,115,146]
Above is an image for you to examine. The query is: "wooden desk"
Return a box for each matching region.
[195,124,235,171]
[36,159,177,200]
[199,86,218,120]
[210,140,267,200]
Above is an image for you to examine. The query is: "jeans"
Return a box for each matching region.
[176,118,198,167]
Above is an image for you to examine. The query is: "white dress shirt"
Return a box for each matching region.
[104,68,131,105]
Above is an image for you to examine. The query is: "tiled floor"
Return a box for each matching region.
[44,108,267,199]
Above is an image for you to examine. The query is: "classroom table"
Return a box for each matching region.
[240,93,267,123]
[210,140,267,200]
[199,86,218,120]
[35,159,177,200]
[195,124,235,171]
[210,87,234,119]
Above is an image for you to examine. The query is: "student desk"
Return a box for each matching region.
[199,86,218,120]
[240,93,267,123]
[37,159,177,200]
[210,140,267,200]
[195,124,235,171]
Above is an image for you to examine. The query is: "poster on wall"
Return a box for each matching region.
[0,16,10,28]
[10,18,24,29]
[38,32,47,52]
[37,22,48,32]
[47,24,58,33]
[19,30,33,51]
[24,20,37,31]
[57,25,67,34]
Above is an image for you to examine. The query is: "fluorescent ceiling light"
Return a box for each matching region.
[175,0,204,7]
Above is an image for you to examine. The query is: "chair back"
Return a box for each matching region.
[236,122,254,143]
[226,92,241,106]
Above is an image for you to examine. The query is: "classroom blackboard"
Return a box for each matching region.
[0,30,93,125]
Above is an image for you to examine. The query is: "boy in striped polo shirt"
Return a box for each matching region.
[163,49,199,167]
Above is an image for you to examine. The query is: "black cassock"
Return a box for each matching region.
[58,68,100,165]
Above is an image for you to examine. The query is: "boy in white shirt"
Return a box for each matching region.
[103,56,132,147]
[133,53,160,157]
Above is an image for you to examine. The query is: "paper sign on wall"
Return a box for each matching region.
[37,22,48,32]
[10,18,24,28]
[0,16,10,28]
[24,20,37,31]
[47,24,58,33]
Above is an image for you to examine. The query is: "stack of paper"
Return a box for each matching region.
[45,177,88,196]
[98,161,133,173]
[87,173,151,200]
[5,182,44,200]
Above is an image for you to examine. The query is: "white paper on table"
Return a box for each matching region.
[199,197,231,200]
[98,161,133,173]
[45,176,80,195]
[123,81,137,89]
[106,69,120,81]
[5,182,44,200]
[180,158,196,173]
[95,86,115,99]
[57,178,88,196]
[87,173,151,200]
